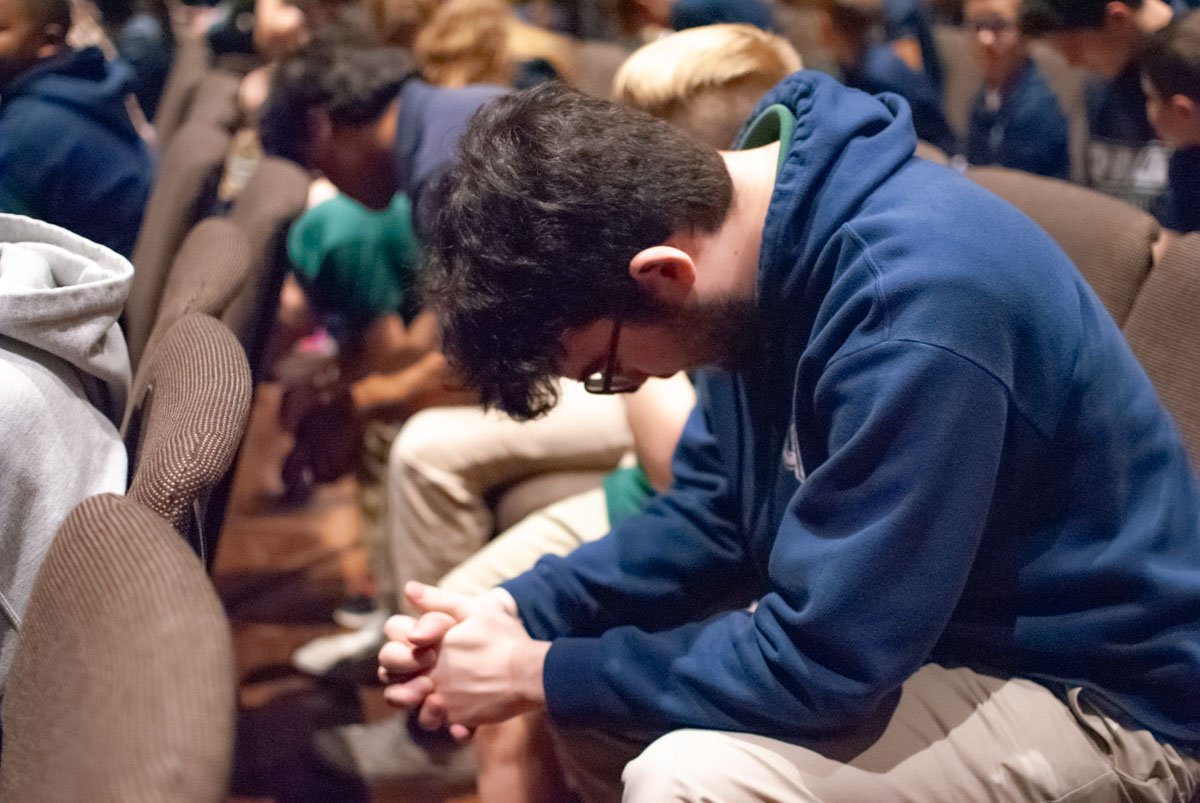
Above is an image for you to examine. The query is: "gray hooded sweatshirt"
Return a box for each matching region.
[0,214,132,690]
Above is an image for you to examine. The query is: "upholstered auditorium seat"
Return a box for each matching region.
[0,494,235,802]
[152,34,211,150]
[967,166,1160,325]
[125,123,231,369]
[222,155,310,378]
[126,314,252,562]
[1123,233,1200,466]
[184,69,244,134]
[130,217,254,377]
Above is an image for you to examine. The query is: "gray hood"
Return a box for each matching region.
[0,214,133,420]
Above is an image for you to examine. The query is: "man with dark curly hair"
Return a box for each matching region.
[379,77,1200,801]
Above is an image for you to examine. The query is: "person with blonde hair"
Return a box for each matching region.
[613,22,801,147]
[414,0,513,87]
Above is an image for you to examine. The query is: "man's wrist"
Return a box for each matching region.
[512,639,551,707]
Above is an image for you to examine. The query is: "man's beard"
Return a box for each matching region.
[669,295,763,372]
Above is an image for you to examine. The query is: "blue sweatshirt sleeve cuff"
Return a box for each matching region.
[540,636,638,730]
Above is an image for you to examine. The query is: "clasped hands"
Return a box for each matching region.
[377,582,551,742]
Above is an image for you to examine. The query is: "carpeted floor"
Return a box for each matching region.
[214,383,477,803]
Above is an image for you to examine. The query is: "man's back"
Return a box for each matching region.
[505,73,1200,750]
[0,48,154,257]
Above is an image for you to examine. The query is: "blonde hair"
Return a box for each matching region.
[413,0,514,87]
[613,24,802,147]
[364,0,438,47]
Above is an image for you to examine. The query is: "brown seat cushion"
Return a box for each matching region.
[126,123,231,369]
[1123,233,1200,468]
[127,314,252,560]
[0,494,234,803]
[967,166,1160,325]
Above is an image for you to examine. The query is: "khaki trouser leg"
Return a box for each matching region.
[553,663,1200,803]
[439,486,609,596]
[386,382,629,614]
[358,420,402,608]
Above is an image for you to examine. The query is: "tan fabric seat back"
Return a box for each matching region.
[127,314,252,561]
[126,123,231,370]
[568,39,632,99]
[1123,233,1200,468]
[223,156,310,377]
[0,494,235,803]
[967,166,1160,325]
[185,69,244,133]
[125,218,254,428]
[153,34,210,149]
[1028,41,1089,185]
[933,24,983,140]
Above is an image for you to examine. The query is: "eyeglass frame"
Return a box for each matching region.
[583,315,643,394]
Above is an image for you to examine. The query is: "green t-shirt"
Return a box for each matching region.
[287,192,421,328]
[602,464,656,526]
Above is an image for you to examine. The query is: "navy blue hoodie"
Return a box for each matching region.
[0,48,153,257]
[504,71,1200,750]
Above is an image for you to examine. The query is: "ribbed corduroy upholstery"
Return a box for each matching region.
[184,69,243,133]
[126,123,231,370]
[933,25,984,139]
[569,40,632,99]
[0,494,235,802]
[127,314,252,560]
[1123,233,1200,468]
[124,219,254,436]
[152,34,210,150]
[967,166,1160,325]
[222,156,310,377]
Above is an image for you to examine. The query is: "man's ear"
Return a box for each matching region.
[1169,94,1197,124]
[1103,1,1134,29]
[628,245,696,305]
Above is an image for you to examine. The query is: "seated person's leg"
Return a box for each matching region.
[558,663,1200,803]
[386,382,630,615]
[439,486,609,597]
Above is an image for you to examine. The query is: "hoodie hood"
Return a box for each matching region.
[0,214,133,419]
[739,71,918,308]
[1,47,141,142]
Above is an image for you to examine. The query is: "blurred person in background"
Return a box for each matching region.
[964,0,1070,177]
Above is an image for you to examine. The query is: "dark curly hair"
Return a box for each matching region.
[424,82,733,419]
[259,23,413,166]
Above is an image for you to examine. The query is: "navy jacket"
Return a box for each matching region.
[843,45,956,155]
[967,59,1069,179]
[1085,59,1171,212]
[1156,147,1200,234]
[393,78,508,240]
[504,71,1200,750]
[0,48,153,257]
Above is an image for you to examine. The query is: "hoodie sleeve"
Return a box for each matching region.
[503,381,759,640]
[0,107,69,219]
[519,340,1013,739]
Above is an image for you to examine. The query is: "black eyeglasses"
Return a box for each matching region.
[583,317,643,394]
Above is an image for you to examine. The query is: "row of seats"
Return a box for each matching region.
[0,62,313,795]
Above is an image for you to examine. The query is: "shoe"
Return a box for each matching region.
[332,595,381,630]
[313,714,476,793]
[291,610,388,676]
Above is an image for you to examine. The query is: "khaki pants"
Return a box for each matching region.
[552,663,1200,803]
[440,486,610,596]
[386,382,630,614]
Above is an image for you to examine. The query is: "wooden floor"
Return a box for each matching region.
[214,383,477,803]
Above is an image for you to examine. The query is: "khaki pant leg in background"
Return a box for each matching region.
[439,486,609,596]
[386,381,630,613]
[554,663,1200,803]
